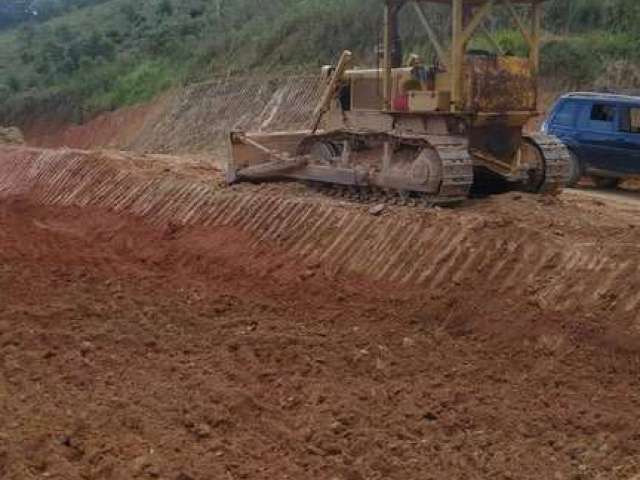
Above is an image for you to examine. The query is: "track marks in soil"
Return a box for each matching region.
[1,145,640,322]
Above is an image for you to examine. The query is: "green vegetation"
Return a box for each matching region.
[0,1,112,31]
[1,0,640,122]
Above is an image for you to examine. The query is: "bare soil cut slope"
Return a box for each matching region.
[22,75,321,158]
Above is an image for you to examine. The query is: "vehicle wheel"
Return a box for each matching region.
[566,151,583,188]
[592,176,620,189]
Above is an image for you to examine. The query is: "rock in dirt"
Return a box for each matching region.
[369,204,386,216]
[131,454,156,476]
[193,423,212,439]
[402,337,415,347]
[423,412,438,422]
[0,127,24,145]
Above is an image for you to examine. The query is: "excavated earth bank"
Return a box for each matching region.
[22,75,322,157]
[1,146,640,480]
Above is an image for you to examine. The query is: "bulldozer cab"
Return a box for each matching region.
[341,0,545,119]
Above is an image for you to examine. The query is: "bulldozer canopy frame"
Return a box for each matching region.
[381,0,545,111]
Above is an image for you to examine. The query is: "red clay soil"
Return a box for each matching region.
[1,197,640,480]
[21,101,162,151]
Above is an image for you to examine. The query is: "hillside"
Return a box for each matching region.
[1,0,640,124]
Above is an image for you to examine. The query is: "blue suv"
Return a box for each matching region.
[542,92,640,188]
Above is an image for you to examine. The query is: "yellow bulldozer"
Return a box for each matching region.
[227,0,571,205]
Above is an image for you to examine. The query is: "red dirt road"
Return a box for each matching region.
[1,197,640,480]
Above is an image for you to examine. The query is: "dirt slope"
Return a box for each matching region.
[22,75,321,158]
[1,146,640,479]
[22,101,167,152]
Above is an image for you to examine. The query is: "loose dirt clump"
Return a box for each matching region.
[1,196,640,480]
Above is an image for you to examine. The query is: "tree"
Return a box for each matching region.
[120,3,145,25]
[157,0,174,17]
[8,75,21,93]
[82,32,115,61]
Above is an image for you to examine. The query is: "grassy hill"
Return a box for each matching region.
[1,0,640,123]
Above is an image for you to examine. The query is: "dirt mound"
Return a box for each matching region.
[0,126,24,145]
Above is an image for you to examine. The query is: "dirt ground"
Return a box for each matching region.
[6,67,640,479]
[1,191,640,480]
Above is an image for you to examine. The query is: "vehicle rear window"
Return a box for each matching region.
[587,103,616,131]
[620,107,640,134]
[552,101,579,127]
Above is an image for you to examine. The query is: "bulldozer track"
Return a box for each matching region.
[525,133,572,193]
[298,130,474,204]
[1,147,639,320]
[424,134,474,198]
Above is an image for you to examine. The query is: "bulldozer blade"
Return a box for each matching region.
[228,130,310,184]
